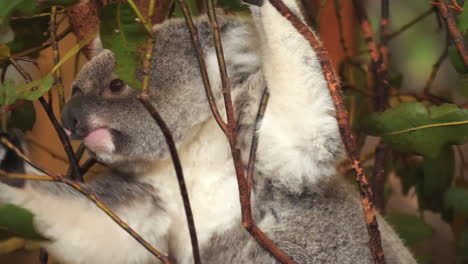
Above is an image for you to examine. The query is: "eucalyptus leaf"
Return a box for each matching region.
[449,44,468,74]
[385,212,433,246]
[100,3,147,89]
[16,76,54,101]
[0,44,10,58]
[364,102,468,158]
[457,228,468,259]
[0,204,46,240]
[459,74,468,98]
[9,101,36,131]
[444,187,468,214]
[0,79,19,106]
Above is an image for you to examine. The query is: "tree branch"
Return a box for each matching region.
[0,138,171,264]
[49,6,66,111]
[7,58,82,181]
[436,0,468,67]
[267,0,386,263]
[128,2,202,262]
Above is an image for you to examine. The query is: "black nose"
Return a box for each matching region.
[61,96,88,138]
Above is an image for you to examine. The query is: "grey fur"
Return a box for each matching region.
[0,3,417,264]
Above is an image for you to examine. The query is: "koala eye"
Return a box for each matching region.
[109,79,125,93]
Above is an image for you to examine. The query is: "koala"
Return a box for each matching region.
[0,0,417,263]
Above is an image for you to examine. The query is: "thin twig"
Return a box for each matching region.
[436,0,468,67]
[128,0,154,37]
[49,6,66,111]
[423,44,448,94]
[206,2,296,264]
[247,90,269,193]
[0,138,171,264]
[387,8,434,40]
[174,0,229,133]
[129,2,201,261]
[80,158,97,175]
[1,27,72,61]
[267,0,386,263]
[333,0,350,58]
[7,58,82,181]
[176,0,295,262]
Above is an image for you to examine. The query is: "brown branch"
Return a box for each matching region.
[131,2,201,260]
[174,0,296,262]
[0,137,171,264]
[80,158,97,175]
[137,95,201,264]
[436,0,468,67]
[267,0,386,263]
[0,27,71,64]
[174,0,229,133]
[247,90,269,193]
[66,0,100,59]
[49,6,66,111]
[333,0,350,58]
[7,58,82,181]
[387,8,434,40]
[206,2,296,264]
[423,43,448,94]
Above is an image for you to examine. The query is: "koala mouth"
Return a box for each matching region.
[65,127,115,153]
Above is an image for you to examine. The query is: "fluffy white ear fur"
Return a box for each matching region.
[89,37,104,58]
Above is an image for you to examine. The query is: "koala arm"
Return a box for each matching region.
[249,0,342,193]
[0,166,170,264]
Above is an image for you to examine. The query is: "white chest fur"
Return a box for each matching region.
[142,118,241,263]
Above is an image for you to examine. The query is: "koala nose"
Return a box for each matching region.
[61,96,88,138]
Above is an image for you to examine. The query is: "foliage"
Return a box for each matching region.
[0,0,468,262]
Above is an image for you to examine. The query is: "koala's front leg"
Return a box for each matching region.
[0,173,170,264]
[246,0,343,193]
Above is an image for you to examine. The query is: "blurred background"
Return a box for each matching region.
[0,0,467,263]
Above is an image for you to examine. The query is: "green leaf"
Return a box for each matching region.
[444,187,468,214]
[422,147,454,197]
[386,212,433,246]
[459,74,468,99]
[0,79,19,105]
[100,3,147,89]
[420,147,454,212]
[449,44,468,74]
[0,204,46,240]
[0,44,10,57]
[397,164,423,196]
[457,6,468,34]
[17,76,54,101]
[364,102,468,158]
[0,0,37,45]
[457,228,468,259]
[8,16,49,55]
[8,101,36,131]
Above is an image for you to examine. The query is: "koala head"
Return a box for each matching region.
[61,16,260,172]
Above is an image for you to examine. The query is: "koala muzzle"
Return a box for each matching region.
[61,96,90,139]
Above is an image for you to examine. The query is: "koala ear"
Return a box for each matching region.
[73,49,116,91]
[89,36,104,58]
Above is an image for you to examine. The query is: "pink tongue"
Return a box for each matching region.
[84,128,114,153]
